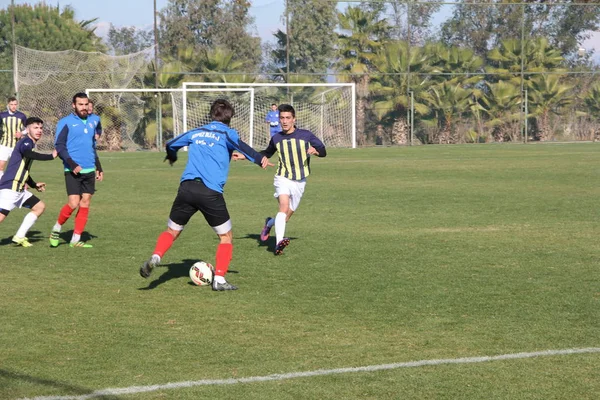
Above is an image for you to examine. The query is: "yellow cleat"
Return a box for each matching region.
[12,236,33,247]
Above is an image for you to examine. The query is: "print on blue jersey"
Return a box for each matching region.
[55,113,100,171]
[166,121,264,193]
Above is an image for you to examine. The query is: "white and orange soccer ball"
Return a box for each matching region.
[189,261,214,286]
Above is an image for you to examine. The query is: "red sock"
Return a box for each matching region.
[215,243,233,277]
[73,207,89,235]
[153,231,175,258]
[57,204,75,225]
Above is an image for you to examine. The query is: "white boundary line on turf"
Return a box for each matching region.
[20,347,600,400]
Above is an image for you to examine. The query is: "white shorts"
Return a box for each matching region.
[0,189,33,213]
[0,145,13,162]
[273,175,306,211]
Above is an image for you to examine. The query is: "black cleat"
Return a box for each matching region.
[212,280,238,291]
[140,257,159,278]
[275,238,290,255]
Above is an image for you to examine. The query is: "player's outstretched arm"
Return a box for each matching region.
[25,176,45,192]
[259,156,273,169]
[22,148,55,161]
[164,132,191,165]
[232,152,246,161]
[234,140,274,169]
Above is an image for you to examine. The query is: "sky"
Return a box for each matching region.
[3,0,599,60]
[6,0,286,43]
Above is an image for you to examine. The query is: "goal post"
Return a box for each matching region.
[85,87,254,150]
[182,82,357,149]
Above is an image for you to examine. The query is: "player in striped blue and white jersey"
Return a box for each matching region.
[0,117,58,247]
[233,104,327,255]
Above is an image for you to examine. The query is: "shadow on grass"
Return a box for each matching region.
[1,230,98,247]
[138,258,197,290]
[52,230,98,246]
[0,368,119,399]
[241,233,298,254]
[138,257,241,290]
[0,230,42,245]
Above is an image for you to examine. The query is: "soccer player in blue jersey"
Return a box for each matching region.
[265,103,280,138]
[234,104,327,255]
[49,93,104,248]
[87,99,103,140]
[0,97,28,180]
[0,117,58,247]
[140,99,272,291]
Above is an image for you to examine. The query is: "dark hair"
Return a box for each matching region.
[210,99,235,125]
[271,103,277,106]
[278,104,295,118]
[72,92,88,104]
[7,96,17,103]
[25,116,44,126]
[88,99,94,106]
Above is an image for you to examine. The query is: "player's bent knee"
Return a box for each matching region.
[217,230,233,244]
[167,219,185,232]
[79,198,92,208]
[212,219,232,236]
[32,201,46,215]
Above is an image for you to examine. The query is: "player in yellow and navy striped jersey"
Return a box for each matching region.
[0,97,27,180]
[0,117,58,247]
[233,104,327,255]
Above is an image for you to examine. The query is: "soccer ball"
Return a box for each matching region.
[189,261,214,286]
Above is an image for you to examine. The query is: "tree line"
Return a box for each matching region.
[0,1,599,145]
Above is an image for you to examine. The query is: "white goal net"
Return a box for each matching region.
[14,45,153,152]
[183,82,356,149]
[86,88,254,151]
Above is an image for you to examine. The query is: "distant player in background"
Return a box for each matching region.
[0,97,27,180]
[265,103,280,138]
[49,93,104,248]
[0,117,58,247]
[87,99,103,141]
[234,104,327,255]
[140,99,272,291]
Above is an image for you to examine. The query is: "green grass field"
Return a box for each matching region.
[1,144,599,399]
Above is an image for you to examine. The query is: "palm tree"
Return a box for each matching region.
[370,41,431,145]
[426,43,484,87]
[422,43,484,143]
[174,46,252,84]
[487,37,564,86]
[480,80,522,142]
[527,74,574,141]
[337,6,390,145]
[582,83,600,141]
[131,58,191,148]
[421,81,473,144]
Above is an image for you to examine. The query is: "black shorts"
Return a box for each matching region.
[65,171,96,196]
[23,194,41,209]
[169,179,229,228]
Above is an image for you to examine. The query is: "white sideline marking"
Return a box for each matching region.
[20,347,600,400]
